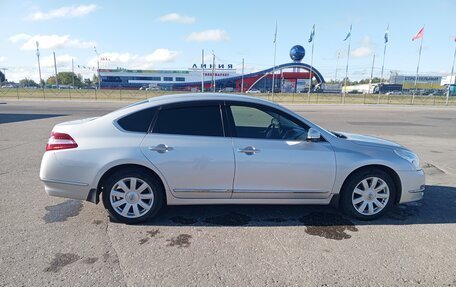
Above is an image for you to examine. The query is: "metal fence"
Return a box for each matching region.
[0,87,455,106]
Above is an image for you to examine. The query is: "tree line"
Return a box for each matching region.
[1,71,99,88]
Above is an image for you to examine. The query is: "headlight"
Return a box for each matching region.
[394,149,420,170]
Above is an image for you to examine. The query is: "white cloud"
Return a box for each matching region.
[87,49,180,69]
[157,13,195,24]
[351,36,373,58]
[27,4,97,21]
[186,29,229,42]
[41,54,75,68]
[145,49,179,63]
[0,56,6,62]
[9,33,31,43]
[9,34,95,50]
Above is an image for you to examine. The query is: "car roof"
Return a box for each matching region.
[146,93,275,107]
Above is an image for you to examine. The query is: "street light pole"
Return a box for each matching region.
[36,41,42,88]
[94,46,100,90]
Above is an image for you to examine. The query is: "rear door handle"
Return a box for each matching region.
[238,146,260,155]
[149,144,173,153]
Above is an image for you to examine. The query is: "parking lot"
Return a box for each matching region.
[1,100,455,286]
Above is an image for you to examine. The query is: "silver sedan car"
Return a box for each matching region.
[40,94,425,224]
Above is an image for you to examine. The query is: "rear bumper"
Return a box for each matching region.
[398,169,425,203]
[41,178,91,201]
[40,151,93,201]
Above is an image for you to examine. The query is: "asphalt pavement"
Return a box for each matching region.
[1,100,455,286]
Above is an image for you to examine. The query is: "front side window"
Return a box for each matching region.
[153,105,223,137]
[229,105,308,140]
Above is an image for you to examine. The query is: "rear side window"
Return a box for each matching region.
[117,107,156,133]
[153,105,223,137]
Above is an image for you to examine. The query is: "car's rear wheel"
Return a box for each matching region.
[102,168,163,224]
[341,168,396,220]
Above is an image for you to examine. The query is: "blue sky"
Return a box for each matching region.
[1,0,455,82]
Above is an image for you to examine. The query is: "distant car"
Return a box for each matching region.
[385,91,402,95]
[40,94,424,224]
[146,87,160,91]
[246,89,261,94]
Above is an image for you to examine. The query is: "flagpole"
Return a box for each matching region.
[412,36,423,104]
[447,44,456,106]
[272,21,277,102]
[307,27,315,103]
[343,28,352,104]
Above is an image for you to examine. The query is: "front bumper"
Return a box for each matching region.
[398,169,425,203]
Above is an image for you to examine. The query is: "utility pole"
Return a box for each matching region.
[447,43,456,105]
[241,58,245,93]
[53,52,59,88]
[212,51,215,92]
[94,46,100,90]
[369,53,376,95]
[72,58,75,89]
[36,41,42,88]
[201,49,205,93]
[334,51,340,82]
[272,21,278,101]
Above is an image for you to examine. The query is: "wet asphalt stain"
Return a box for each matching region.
[166,234,192,248]
[203,212,251,226]
[430,150,443,154]
[82,257,98,264]
[169,216,198,225]
[44,253,81,272]
[139,229,160,245]
[43,200,83,223]
[92,220,104,225]
[299,212,358,240]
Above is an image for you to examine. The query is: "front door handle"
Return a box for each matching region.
[238,146,260,155]
[149,144,173,153]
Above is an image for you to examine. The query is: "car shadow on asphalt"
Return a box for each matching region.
[138,185,456,228]
[0,113,67,124]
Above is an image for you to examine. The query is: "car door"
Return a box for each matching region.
[140,101,235,199]
[226,102,336,199]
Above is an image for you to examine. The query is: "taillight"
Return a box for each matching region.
[46,132,78,151]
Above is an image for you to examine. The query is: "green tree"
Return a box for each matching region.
[0,70,5,84]
[46,72,83,87]
[19,78,39,87]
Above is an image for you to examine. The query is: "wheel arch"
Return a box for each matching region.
[338,164,402,206]
[93,163,167,205]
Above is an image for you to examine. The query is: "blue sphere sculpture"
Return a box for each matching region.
[290,45,305,62]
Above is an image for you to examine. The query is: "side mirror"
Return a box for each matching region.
[306,128,321,142]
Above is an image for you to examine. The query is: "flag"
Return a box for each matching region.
[308,24,315,43]
[412,27,424,41]
[454,36,456,42]
[384,25,389,43]
[273,21,277,44]
[343,25,352,41]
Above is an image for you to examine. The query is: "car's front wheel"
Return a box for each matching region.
[102,168,163,224]
[341,168,396,220]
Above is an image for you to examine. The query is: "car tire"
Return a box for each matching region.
[102,168,164,224]
[340,168,396,220]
